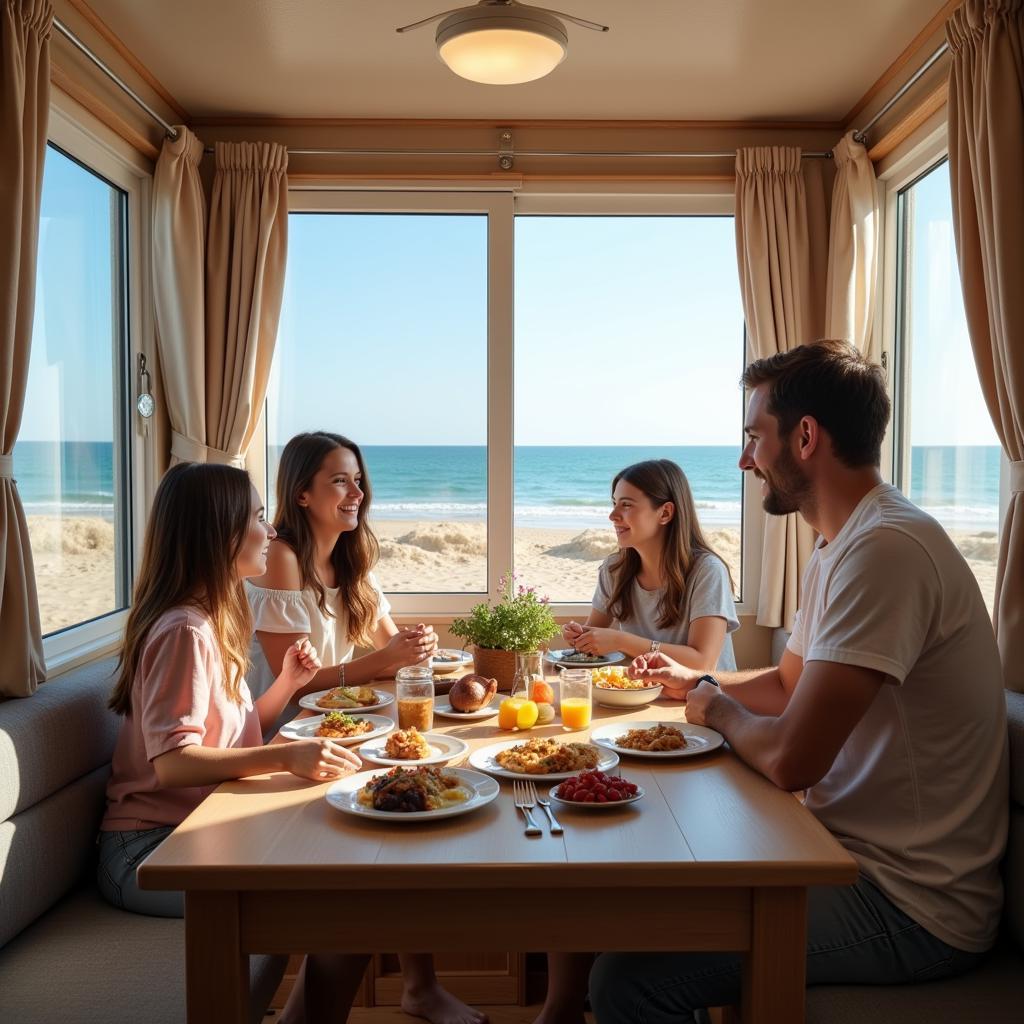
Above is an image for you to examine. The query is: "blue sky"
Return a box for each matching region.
[20,148,999,450]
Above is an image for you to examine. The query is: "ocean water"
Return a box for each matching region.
[14,441,1003,532]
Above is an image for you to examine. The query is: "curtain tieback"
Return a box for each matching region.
[1011,460,1024,495]
[171,431,245,469]
[0,453,12,479]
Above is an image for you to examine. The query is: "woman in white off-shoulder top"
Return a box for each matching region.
[246,430,486,1024]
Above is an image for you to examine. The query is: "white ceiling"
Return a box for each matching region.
[84,0,948,121]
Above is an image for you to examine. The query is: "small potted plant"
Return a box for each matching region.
[450,572,560,692]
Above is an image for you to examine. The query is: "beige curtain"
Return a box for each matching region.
[735,147,829,630]
[152,126,208,466]
[153,134,288,467]
[947,0,1024,692]
[204,142,288,463]
[0,0,52,698]
[826,131,881,361]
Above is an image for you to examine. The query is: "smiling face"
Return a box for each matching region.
[235,484,276,579]
[740,385,812,516]
[609,479,673,551]
[297,445,364,535]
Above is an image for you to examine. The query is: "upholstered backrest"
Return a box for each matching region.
[1005,690,1024,951]
[0,658,120,948]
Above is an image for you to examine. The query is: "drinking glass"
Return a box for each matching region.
[512,651,545,700]
[560,668,592,730]
[396,665,434,731]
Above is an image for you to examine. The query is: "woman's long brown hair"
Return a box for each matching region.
[109,463,254,715]
[606,459,733,629]
[272,432,380,647]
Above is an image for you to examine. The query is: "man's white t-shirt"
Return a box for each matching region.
[787,483,1008,952]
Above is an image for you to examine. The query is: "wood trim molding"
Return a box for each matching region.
[867,81,948,163]
[64,0,189,122]
[843,0,958,127]
[50,59,160,160]
[190,115,843,132]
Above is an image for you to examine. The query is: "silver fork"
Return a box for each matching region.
[529,780,563,834]
[512,780,542,836]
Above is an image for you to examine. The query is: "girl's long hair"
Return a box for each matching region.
[606,459,733,629]
[272,432,380,646]
[110,462,254,715]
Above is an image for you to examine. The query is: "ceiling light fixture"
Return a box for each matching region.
[397,0,609,86]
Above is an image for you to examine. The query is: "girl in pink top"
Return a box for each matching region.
[98,462,369,1023]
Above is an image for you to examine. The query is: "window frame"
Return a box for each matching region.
[282,185,759,618]
[38,105,152,676]
[878,121,1010,552]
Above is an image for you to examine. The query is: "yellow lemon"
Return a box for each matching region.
[498,697,525,730]
[516,700,539,729]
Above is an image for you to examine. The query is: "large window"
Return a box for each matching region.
[15,144,131,636]
[895,160,1001,612]
[274,194,747,612]
[267,208,489,595]
[513,216,745,602]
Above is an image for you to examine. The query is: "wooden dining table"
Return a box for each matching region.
[138,678,858,1024]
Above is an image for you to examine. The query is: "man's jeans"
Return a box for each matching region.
[590,876,986,1023]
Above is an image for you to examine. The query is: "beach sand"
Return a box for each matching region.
[26,515,998,637]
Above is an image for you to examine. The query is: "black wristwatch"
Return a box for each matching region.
[697,673,720,688]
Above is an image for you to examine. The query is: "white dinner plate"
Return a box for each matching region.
[430,649,474,674]
[433,697,501,720]
[544,649,625,669]
[298,688,394,713]
[325,767,499,822]
[278,713,394,745]
[469,739,619,781]
[357,732,470,767]
[590,721,725,759]
[548,781,645,809]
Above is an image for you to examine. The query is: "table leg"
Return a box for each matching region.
[740,887,806,1024]
[185,891,248,1024]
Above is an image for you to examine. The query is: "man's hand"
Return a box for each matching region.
[628,651,702,698]
[683,679,720,726]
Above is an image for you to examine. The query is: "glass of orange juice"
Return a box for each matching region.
[396,665,434,731]
[560,669,592,730]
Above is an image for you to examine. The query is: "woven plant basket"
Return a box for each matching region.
[470,646,519,693]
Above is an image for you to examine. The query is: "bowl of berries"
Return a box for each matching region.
[549,769,643,809]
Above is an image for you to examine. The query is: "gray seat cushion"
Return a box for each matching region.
[0,886,285,1024]
[0,656,120,821]
[806,942,1023,1024]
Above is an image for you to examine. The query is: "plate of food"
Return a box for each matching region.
[590,721,724,759]
[357,728,470,767]
[299,685,394,713]
[549,769,644,809]
[326,765,499,821]
[469,737,619,781]
[545,649,625,669]
[430,649,473,675]
[434,697,501,720]
[591,666,663,708]
[278,712,394,745]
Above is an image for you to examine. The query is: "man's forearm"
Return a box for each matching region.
[703,691,791,789]
[708,666,791,716]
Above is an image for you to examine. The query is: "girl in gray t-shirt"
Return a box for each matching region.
[544,460,740,1021]
[563,459,739,672]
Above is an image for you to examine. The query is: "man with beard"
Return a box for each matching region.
[589,340,1008,1024]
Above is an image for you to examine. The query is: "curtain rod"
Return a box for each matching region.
[853,42,949,143]
[52,14,948,161]
[200,146,834,159]
[52,17,180,141]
